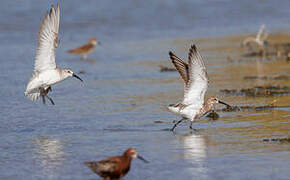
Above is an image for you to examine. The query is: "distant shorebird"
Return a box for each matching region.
[25,4,83,105]
[242,24,269,50]
[167,45,230,131]
[85,148,148,180]
[68,37,100,60]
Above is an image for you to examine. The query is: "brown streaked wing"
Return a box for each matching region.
[188,45,208,82]
[85,158,119,176]
[169,51,189,84]
[182,45,209,105]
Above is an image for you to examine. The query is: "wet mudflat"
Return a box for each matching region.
[0,0,290,180]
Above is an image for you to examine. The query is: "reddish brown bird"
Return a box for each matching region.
[85,148,149,180]
[67,37,100,60]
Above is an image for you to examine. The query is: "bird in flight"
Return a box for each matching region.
[25,4,83,105]
[242,24,269,49]
[167,45,231,131]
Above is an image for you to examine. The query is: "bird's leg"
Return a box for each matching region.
[46,95,55,105]
[40,86,54,105]
[189,120,198,131]
[41,95,46,105]
[171,118,186,131]
[39,87,46,105]
[189,121,194,129]
[81,54,87,61]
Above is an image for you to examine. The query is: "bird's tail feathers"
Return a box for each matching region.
[25,91,41,101]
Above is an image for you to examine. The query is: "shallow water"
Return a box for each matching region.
[1,0,290,179]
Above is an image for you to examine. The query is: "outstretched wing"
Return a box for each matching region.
[183,45,208,105]
[34,4,60,72]
[256,24,265,41]
[169,51,189,84]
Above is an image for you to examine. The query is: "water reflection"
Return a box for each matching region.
[255,58,266,86]
[175,132,209,177]
[32,137,65,178]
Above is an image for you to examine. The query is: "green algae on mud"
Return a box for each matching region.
[220,85,290,97]
[263,137,290,143]
[244,75,290,80]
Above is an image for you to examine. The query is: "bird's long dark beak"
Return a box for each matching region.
[218,100,231,107]
[73,73,83,82]
[137,155,149,163]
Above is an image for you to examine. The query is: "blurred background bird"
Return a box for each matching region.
[67,37,100,60]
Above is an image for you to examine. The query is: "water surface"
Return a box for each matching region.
[0,0,290,179]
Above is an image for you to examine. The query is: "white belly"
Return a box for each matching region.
[25,70,62,93]
[180,103,202,120]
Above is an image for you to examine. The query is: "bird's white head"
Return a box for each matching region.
[63,68,83,82]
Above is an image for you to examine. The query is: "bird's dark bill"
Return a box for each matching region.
[73,74,83,82]
[137,155,149,163]
[218,100,231,107]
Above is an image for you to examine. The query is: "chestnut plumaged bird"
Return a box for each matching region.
[68,37,100,60]
[85,148,148,180]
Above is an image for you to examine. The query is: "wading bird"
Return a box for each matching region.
[167,45,231,131]
[85,148,148,180]
[242,24,269,54]
[25,4,83,105]
[68,37,100,60]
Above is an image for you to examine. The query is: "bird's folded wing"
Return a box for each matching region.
[97,159,119,173]
[183,45,208,105]
[34,4,59,72]
[85,158,119,174]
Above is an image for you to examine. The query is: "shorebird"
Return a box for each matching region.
[24,4,83,105]
[167,45,231,131]
[242,24,269,52]
[85,148,149,180]
[67,37,100,60]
